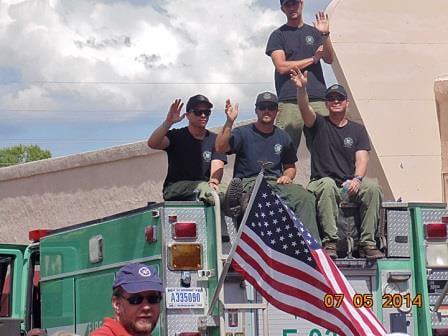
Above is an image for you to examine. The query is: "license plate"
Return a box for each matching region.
[165,287,206,309]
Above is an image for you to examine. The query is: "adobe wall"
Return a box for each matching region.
[328,0,447,202]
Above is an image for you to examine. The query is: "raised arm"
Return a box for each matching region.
[147,99,185,150]
[215,99,239,153]
[314,11,334,64]
[290,68,317,128]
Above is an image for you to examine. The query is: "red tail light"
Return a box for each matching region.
[29,229,52,242]
[434,329,448,336]
[145,225,157,242]
[177,333,200,336]
[172,222,197,239]
[442,216,448,224]
[425,223,447,239]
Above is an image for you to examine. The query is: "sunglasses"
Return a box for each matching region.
[190,109,211,117]
[121,294,162,305]
[326,95,346,102]
[257,103,278,111]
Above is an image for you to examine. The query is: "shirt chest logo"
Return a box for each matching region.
[274,144,282,155]
[203,150,212,162]
[305,35,315,45]
[343,137,354,148]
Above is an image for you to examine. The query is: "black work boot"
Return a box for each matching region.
[323,241,338,259]
[223,178,244,218]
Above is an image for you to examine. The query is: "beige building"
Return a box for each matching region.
[328,0,448,202]
[1,0,447,243]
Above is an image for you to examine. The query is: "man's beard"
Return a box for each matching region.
[122,319,155,336]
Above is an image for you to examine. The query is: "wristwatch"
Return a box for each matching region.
[354,175,363,182]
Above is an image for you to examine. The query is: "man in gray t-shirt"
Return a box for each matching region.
[266,0,334,152]
[291,68,384,260]
[216,91,320,243]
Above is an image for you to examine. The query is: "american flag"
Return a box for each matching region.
[231,178,386,336]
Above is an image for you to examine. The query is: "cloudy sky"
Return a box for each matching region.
[0,0,333,158]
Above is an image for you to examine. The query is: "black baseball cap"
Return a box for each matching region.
[280,0,300,6]
[255,92,278,106]
[186,94,213,112]
[325,84,348,99]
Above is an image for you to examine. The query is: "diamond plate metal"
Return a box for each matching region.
[167,313,204,335]
[428,271,448,305]
[162,205,211,336]
[429,271,448,280]
[222,215,238,255]
[431,312,448,327]
[428,295,448,305]
[380,268,414,335]
[421,209,448,224]
[386,210,411,257]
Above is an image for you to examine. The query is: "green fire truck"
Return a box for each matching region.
[1,198,448,335]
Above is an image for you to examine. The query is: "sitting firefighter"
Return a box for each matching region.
[291,68,384,260]
[147,95,227,203]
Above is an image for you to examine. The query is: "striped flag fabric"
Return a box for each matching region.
[231,178,386,336]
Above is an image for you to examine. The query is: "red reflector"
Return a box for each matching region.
[177,333,200,336]
[442,216,448,224]
[434,329,448,336]
[425,223,447,239]
[28,229,51,242]
[173,222,197,239]
[145,225,157,242]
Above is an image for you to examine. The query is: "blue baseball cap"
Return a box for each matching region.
[113,263,163,293]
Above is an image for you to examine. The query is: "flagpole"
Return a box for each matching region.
[207,169,266,315]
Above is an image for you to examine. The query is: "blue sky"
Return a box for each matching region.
[0,0,333,158]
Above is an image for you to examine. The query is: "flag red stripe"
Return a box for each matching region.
[240,230,331,293]
[234,244,358,334]
[234,244,353,326]
[232,258,355,336]
[237,233,354,324]
[323,251,386,334]
[312,250,373,334]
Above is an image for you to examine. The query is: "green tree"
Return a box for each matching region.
[0,145,52,167]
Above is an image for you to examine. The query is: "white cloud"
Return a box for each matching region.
[0,0,291,121]
[0,0,333,156]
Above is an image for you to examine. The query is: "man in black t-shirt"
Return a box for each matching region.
[147,94,226,202]
[215,92,320,242]
[266,0,334,152]
[291,68,384,260]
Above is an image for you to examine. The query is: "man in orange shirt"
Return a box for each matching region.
[91,263,163,336]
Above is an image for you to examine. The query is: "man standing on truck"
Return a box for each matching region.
[266,0,334,152]
[291,68,384,259]
[147,95,226,203]
[91,263,163,336]
[215,92,320,242]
